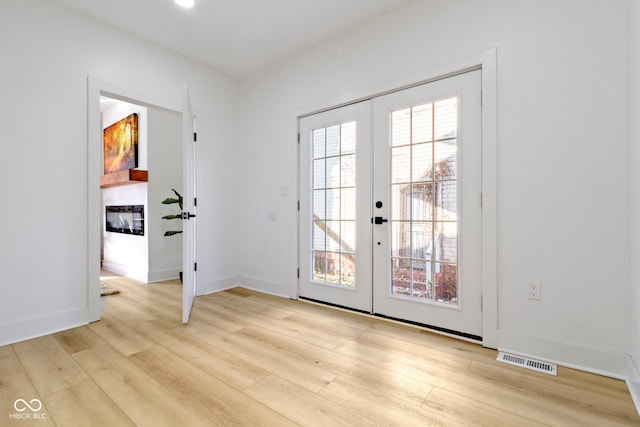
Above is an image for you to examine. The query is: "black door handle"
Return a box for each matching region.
[182,212,196,220]
[374,217,388,224]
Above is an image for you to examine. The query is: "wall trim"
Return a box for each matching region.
[102,261,149,284]
[196,282,291,301]
[498,331,630,380]
[198,275,239,296]
[627,357,640,416]
[147,268,182,283]
[500,332,640,415]
[238,275,295,299]
[0,308,88,347]
[237,284,292,300]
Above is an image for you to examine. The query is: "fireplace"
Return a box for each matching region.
[105,205,144,235]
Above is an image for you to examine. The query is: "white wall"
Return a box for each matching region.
[628,0,640,406]
[238,0,630,376]
[0,0,239,345]
[101,101,149,282]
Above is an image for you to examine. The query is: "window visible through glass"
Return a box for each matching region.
[312,121,357,287]
[390,97,459,304]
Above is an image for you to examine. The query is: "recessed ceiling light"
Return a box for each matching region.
[175,0,194,8]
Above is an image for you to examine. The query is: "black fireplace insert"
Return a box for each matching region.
[105,205,144,235]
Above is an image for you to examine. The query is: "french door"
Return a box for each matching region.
[299,70,482,338]
[299,101,373,312]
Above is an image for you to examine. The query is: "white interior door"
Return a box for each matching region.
[372,70,482,338]
[182,85,196,323]
[299,101,372,312]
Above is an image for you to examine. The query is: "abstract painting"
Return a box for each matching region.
[104,113,138,174]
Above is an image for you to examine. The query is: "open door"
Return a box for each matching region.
[182,85,197,323]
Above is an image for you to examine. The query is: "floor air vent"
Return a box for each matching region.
[497,352,557,376]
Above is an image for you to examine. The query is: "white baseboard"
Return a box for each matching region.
[237,284,293,300]
[147,268,182,283]
[496,332,640,416]
[237,275,295,299]
[196,275,292,300]
[197,275,239,296]
[101,261,148,283]
[627,357,640,416]
[0,308,88,346]
[498,331,629,380]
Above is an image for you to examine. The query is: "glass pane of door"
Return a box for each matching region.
[389,98,459,304]
[312,122,357,287]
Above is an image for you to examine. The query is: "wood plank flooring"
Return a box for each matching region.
[2,273,639,426]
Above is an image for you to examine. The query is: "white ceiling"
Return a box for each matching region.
[54,0,409,79]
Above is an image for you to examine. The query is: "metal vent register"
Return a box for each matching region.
[497,352,557,376]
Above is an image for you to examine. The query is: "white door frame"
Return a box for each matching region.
[87,78,185,322]
[295,48,497,348]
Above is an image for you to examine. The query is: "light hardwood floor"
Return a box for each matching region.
[2,273,639,426]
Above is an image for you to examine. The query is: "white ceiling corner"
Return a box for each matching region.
[53,0,410,79]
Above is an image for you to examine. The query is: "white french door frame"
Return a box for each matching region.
[296,48,497,348]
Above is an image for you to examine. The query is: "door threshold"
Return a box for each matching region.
[372,313,482,343]
[298,296,482,344]
[298,296,370,315]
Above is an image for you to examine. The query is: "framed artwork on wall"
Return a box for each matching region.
[103,113,138,174]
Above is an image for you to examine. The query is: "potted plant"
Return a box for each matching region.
[161,188,183,236]
[162,188,183,283]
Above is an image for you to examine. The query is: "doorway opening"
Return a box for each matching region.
[99,96,182,283]
[88,79,196,324]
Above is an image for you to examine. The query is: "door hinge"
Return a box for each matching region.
[194,262,198,272]
[297,268,300,279]
[194,197,197,207]
[193,132,197,142]
[480,192,483,208]
[297,200,300,211]
[481,295,483,311]
[297,133,300,144]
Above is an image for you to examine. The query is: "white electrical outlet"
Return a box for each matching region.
[528,281,541,300]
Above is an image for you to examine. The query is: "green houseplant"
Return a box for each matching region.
[161,188,183,236]
[162,188,183,283]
